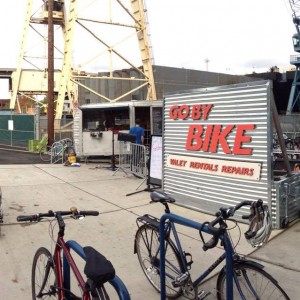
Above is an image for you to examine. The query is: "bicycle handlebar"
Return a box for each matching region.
[202,200,261,251]
[17,208,99,223]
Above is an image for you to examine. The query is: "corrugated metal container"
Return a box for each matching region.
[273,174,300,228]
[163,80,300,228]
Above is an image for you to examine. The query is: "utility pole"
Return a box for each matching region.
[47,0,55,146]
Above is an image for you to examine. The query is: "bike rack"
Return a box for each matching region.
[50,138,73,164]
[159,213,234,300]
[64,240,131,300]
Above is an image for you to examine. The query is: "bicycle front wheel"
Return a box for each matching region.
[216,261,290,300]
[39,146,51,162]
[32,247,58,300]
[135,225,184,299]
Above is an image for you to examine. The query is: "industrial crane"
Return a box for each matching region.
[10,0,157,121]
[287,0,300,114]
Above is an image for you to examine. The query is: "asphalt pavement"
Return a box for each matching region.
[0,159,299,299]
[0,146,46,164]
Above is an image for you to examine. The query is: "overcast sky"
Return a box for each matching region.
[0,0,296,76]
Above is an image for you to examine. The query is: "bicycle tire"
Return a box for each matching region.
[135,224,184,299]
[39,146,52,162]
[216,261,290,300]
[32,247,58,300]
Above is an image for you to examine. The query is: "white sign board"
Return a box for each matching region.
[167,154,261,181]
[8,120,14,131]
[150,136,163,181]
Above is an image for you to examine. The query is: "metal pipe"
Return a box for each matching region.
[271,93,292,177]
[48,0,55,146]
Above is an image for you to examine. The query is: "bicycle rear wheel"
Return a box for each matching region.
[39,146,51,162]
[135,225,184,299]
[216,261,290,300]
[32,247,58,300]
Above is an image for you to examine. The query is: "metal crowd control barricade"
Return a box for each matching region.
[114,141,132,175]
[131,143,147,178]
[114,141,147,179]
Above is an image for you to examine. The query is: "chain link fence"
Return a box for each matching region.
[0,113,73,150]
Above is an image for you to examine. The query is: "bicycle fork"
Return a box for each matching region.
[36,258,57,298]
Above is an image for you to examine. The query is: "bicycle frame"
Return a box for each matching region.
[159,212,234,300]
[54,233,89,299]
[54,235,130,299]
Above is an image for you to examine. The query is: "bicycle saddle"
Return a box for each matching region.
[83,246,115,285]
[150,191,176,203]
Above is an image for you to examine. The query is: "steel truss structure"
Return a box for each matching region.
[287,0,300,113]
[10,0,157,120]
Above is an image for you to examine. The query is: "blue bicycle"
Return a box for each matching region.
[134,191,290,300]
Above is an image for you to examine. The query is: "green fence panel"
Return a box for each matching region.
[0,114,35,147]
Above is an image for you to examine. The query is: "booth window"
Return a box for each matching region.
[82,108,130,131]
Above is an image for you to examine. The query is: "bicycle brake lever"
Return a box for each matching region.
[202,236,219,251]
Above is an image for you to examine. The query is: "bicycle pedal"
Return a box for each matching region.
[197,290,211,300]
[172,272,189,287]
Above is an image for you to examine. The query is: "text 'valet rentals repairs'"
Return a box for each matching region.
[166,104,261,181]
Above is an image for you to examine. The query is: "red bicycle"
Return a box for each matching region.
[17,207,131,300]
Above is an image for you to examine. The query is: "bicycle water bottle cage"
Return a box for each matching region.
[136,214,160,230]
[184,252,193,269]
[83,247,115,286]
